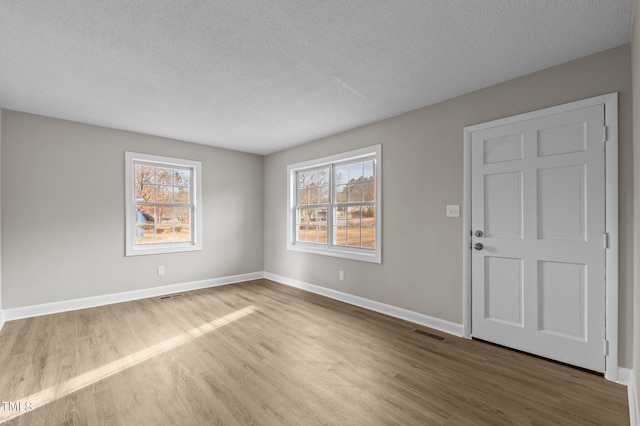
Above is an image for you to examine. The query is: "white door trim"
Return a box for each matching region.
[462,93,619,382]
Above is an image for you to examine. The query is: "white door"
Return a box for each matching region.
[470,103,606,372]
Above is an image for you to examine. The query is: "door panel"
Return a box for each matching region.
[538,260,586,340]
[484,172,523,238]
[537,165,585,240]
[484,134,524,164]
[471,104,605,372]
[485,256,523,326]
[537,122,586,156]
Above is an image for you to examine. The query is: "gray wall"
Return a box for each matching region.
[1,111,264,308]
[0,110,2,315]
[264,45,633,367]
[632,0,640,393]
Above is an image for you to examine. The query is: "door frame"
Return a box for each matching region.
[462,93,619,381]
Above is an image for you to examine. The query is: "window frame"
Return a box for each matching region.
[287,144,382,264]
[125,151,203,256]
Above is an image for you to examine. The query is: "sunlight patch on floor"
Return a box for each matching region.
[0,306,257,423]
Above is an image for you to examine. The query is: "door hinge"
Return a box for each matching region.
[603,232,610,249]
[602,126,608,143]
[603,339,609,356]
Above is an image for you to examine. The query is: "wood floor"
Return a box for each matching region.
[0,279,628,425]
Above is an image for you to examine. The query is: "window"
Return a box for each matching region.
[125,152,202,256]
[287,145,381,263]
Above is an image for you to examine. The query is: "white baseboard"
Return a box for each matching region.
[0,309,5,332]
[264,272,464,337]
[629,370,639,426]
[619,367,632,385]
[2,271,264,322]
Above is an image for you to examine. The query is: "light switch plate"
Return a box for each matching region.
[446,205,460,218]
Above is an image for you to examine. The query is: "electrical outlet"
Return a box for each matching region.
[339,271,344,280]
[158,266,165,276]
[446,205,460,218]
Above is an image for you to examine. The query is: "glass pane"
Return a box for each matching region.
[171,207,191,242]
[308,208,320,226]
[333,206,347,246]
[334,225,347,246]
[135,164,155,185]
[347,206,362,225]
[348,182,363,202]
[154,206,172,242]
[347,162,364,181]
[309,187,319,205]
[156,186,172,203]
[298,171,309,189]
[335,184,348,203]
[298,226,311,242]
[296,206,327,245]
[334,160,373,200]
[174,206,191,226]
[362,206,376,221]
[317,168,329,186]
[174,186,190,204]
[298,168,329,207]
[294,210,300,241]
[363,160,374,180]
[335,164,349,185]
[300,208,321,247]
[305,188,312,206]
[312,208,327,244]
[299,208,310,226]
[363,180,375,202]
[315,208,328,226]
[309,168,328,186]
[298,188,309,206]
[135,184,155,203]
[172,224,190,242]
[308,226,318,243]
[174,168,190,187]
[299,169,326,189]
[318,225,327,244]
[347,206,362,247]
[160,206,173,222]
[362,206,376,249]
[346,226,362,247]
[157,206,170,223]
[334,206,347,226]
[135,205,156,244]
[156,167,173,185]
[362,226,375,249]
[318,185,329,204]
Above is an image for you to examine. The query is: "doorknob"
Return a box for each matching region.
[474,243,484,251]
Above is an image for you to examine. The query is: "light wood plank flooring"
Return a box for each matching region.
[0,279,628,425]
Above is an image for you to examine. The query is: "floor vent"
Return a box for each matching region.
[159,293,184,300]
[413,329,445,341]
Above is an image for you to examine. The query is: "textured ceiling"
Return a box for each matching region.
[0,1,634,155]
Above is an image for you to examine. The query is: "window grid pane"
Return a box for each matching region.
[333,159,376,205]
[293,154,376,251]
[296,207,328,245]
[295,167,329,245]
[134,161,194,245]
[331,158,376,249]
[287,146,380,263]
[332,205,376,249]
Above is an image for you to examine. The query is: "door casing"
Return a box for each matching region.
[462,93,619,382]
